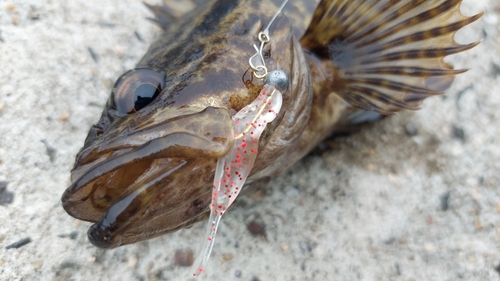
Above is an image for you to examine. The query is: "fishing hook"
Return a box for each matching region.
[248,0,289,79]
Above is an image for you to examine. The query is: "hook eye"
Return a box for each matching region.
[254,65,268,79]
[258,31,270,43]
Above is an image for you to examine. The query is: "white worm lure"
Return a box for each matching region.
[191,0,291,276]
[191,83,284,277]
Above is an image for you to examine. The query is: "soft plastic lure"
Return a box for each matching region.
[191,83,284,277]
[191,1,290,274]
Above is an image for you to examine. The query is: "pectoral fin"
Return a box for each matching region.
[301,0,481,114]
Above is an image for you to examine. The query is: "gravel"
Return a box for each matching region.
[1,0,499,280]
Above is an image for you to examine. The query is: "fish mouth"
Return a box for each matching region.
[62,107,234,248]
[83,157,215,248]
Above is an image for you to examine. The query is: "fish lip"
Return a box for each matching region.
[87,222,122,249]
[69,133,229,191]
[75,106,232,167]
[86,190,212,249]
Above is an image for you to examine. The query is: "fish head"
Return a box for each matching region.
[62,1,312,248]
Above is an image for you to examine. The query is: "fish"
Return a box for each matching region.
[62,0,481,262]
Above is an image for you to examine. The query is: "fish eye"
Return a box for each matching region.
[112,68,165,114]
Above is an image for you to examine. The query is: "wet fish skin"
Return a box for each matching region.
[61,0,481,248]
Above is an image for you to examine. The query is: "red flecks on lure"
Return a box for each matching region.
[190,84,283,277]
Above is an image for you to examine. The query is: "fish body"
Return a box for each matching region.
[62,0,480,249]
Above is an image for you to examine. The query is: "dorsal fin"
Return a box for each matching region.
[144,0,205,30]
[301,0,482,115]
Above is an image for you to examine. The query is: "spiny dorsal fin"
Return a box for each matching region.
[301,0,482,115]
[144,0,203,30]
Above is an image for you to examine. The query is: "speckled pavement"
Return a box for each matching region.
[1,1,499,280]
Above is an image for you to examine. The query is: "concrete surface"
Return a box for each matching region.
[0,0,499,280]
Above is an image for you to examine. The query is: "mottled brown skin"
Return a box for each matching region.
[62,0,480,248]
